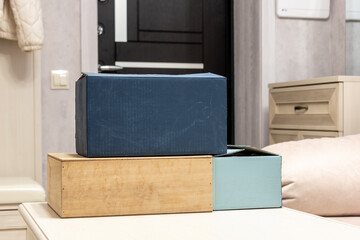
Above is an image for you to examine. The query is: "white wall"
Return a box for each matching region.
[41,0,81,188]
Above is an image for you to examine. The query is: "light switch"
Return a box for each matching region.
[60,74,68,86]
[51,70,69,89]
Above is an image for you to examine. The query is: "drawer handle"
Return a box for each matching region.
[294,105,308,112]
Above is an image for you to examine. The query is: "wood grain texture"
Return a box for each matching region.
[47,156,62,216]
[47,154,213,218]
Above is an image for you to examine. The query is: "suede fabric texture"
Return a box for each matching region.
[0,0,43,51]
[263,134,360,216]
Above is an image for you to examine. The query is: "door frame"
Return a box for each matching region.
[80,0,98,73]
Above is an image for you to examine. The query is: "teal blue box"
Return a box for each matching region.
[213,145,282,210]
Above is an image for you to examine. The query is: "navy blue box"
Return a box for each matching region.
[76,72,227,157]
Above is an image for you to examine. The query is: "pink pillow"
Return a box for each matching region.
[263,134,360,216]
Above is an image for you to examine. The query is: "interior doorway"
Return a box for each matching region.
[98,0,234,143]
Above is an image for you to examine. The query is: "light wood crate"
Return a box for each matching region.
[47,153,213,218]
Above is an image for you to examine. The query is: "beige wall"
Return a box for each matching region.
[234,0,346,148]
[41,0,81,188]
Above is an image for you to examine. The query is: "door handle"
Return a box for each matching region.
[294,105,308,112]
[98,65,123,72]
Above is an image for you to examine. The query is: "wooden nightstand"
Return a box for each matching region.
[269,76,360,144]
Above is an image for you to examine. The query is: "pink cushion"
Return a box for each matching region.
[263,134,360,216]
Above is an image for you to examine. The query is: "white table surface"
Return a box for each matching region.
[19,202,360,240]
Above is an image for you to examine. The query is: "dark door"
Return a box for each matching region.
[98,0,234,143]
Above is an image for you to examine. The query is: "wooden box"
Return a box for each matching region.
[47,153,213,218]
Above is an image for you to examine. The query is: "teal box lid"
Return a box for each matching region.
[213,145,282,210]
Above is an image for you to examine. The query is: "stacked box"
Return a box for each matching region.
[75,72,227,157]
[213,145,282,210]
[48,72,228,218]
[47,153,213,218]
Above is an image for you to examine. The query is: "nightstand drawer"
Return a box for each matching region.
[269,83,343,131]
[269,129,342,145]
